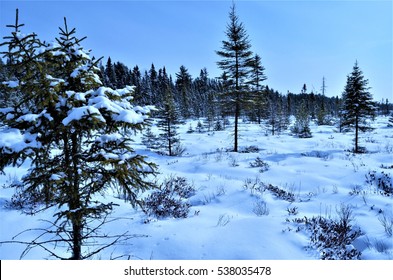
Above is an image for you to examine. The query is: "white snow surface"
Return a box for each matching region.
[0,116,392,260]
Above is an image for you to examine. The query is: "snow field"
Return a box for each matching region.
[0,116,392,259]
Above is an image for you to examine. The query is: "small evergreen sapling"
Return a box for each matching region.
[292,100,312,138]
[142,127,160,150]
[196,120,204,133]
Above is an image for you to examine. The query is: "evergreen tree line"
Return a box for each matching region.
[97,59,391,122]
[98,59,223,119]
[1,56,390,129]
[93,60,344,120]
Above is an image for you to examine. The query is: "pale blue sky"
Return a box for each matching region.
[0,0,392,101]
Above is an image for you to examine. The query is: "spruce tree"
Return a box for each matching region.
[149,64,159,106]
[267,89,289,135]
[104,57,116,87]
[293,100,312,138]
[157,81,182,156]
[384,99,390,116]
[216,3,253,152]
[248,53,267,124]
[194,68,215,120]
[267,96,279,135]
[142,127,159,150]
[388,114,393,127]
[316,100,328,125]
[157,67,171,111]
[0,13,156,259]
[130,65,143,104]
[341,61,376,153]
[114,61,130,88]
[175,65,192,119]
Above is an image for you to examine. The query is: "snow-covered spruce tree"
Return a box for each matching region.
[246,54,267,124]
[341,61,376,153]
[175,65,192,119]
[0,14,156,259]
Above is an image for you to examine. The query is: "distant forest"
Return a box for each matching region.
[1,57,391,124]
[96,58,392,123]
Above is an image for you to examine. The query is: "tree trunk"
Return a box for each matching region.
[70,133,82,259]
[233,51,240,152]
[355,114,359,153]
[71,218,82,260]
[234,99,239,152]
[167,119,172,156]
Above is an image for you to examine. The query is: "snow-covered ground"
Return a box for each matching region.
[0,116,392,260]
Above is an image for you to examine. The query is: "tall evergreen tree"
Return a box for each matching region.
[248,53,267,124]
[0,13,156,259]
[216,3,253,152]
[316,99,328,125]
[175,65,192,119]
[266,89,289,135]
[104,57,116,88]
[384,99,391,116]
[248,54,266,92]
[130,65,143,104]
[148,64,159,108]
[113,61,130,88]
[157,77,182,156]
[193,68,210,118]
[341,61,376,153]
[266,89,280,135]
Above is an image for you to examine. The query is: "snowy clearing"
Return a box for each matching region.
[0,116,392,260]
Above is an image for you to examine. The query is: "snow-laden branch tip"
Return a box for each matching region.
[114,110,148,124]
[0,128,42,153]
[62,105,105,126]
[2,80,19,88]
